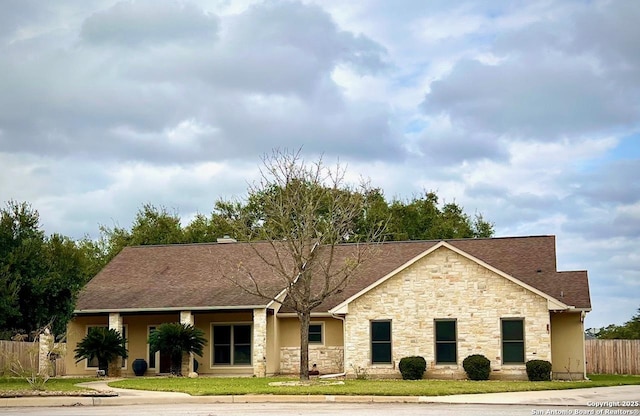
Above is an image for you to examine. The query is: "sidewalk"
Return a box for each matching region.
[1,381,638,408]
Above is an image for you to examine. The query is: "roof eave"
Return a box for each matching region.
[74,305,269,314]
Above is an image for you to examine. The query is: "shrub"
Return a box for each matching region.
[74,327,128,376]
[526,359,552,381]
[148,323,206,376]
[398,356,427,380]
[462,354,491,380]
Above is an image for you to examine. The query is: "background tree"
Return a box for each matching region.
[386,192,493,240]
[224,149,387,380]
[590,307,640,339]
[0,201,90,336]
[148,323,207,375]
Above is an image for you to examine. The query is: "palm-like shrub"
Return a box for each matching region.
[148,323,207,375]
[74,327,128,376]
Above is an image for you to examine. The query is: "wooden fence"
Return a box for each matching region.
[0,340,66,376]
[586,339,640,375]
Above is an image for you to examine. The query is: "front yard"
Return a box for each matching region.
[109,374,640,396]
[1,374,638,397]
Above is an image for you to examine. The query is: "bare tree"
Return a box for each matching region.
[226,149,386,380]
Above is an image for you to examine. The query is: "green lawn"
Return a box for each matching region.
[110,374,640,397]
[1,374,637,397]
[0,377,97,393]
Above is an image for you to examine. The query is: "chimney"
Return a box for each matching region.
[216,235,237,244]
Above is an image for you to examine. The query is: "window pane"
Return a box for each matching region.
[148,327,156,368]
[435,321,456,341]
[309,324,322,343]
[234,325,251,344]
[436,343,456,363]
[503,342,525,363]
[214,326,231,344]
[214,345,231,364]
[502,320,523,341]
[309,333,322,343]
[233,345,251,365]
[371,321,391,341]
[372,343,391,363]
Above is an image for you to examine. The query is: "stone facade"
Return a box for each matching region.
[253,308,267,377]
[343,246,551,379]
[279,346,344,375]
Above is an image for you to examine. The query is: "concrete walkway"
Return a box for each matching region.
[0,380,638,408]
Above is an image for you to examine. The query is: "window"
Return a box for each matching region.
[85,325,127,369]
[371,320,392,364]
[212,324,252,365]
[502,319,525,364]
[147,326,157,369]
[308,323,323,344]
[435,320,457,364]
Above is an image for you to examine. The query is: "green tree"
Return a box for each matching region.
[74,327,128,375]
[98,204,185,265]
[0,201,88,336]
[593,307,640,339]
[386,192,493,241]
[148,323,207,375]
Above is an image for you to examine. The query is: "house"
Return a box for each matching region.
[64,235,591,380]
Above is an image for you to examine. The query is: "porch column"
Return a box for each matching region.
[108,313,123,376]
[253,308,267,377]
[180,311,194,375]
[38,329,54,377]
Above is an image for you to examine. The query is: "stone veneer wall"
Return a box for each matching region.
[253,308,267,377]
[343,246,551,379]
[279,346,344,375]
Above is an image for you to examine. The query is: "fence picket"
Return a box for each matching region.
[585,339,640,375]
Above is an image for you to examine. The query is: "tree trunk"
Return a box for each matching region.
[298,310,311,381]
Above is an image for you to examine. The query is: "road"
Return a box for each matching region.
[0,403,627,416]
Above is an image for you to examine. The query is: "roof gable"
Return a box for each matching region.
[328,241,571,314]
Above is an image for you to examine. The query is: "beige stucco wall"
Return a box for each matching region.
[266,311,279,375]
[343,246,552,380]
[550,311,586,380]
[194,310,253,376]
[65,315,109,376]
[278,316,344,374]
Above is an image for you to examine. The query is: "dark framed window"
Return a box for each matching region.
[213,324,252,365]
[308,323,323,344]
[371,320,392,364]
[435,320,457,364]
[148,326,156,369]
[501,319,525,364]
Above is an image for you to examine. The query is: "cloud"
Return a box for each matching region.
[80,0,219,47]
[0,0,397,165]
[421,1,640,141]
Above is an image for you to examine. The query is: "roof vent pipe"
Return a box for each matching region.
[217,235,237,243]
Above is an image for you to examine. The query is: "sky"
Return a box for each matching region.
[1,0,638,329]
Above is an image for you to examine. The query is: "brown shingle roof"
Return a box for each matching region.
[75,235,591,313]
[75,242,293,312]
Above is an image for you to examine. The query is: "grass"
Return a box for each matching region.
[0,377,98,394]
[109,374,640,397]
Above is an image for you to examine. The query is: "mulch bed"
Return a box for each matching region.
[0,390,118,398]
